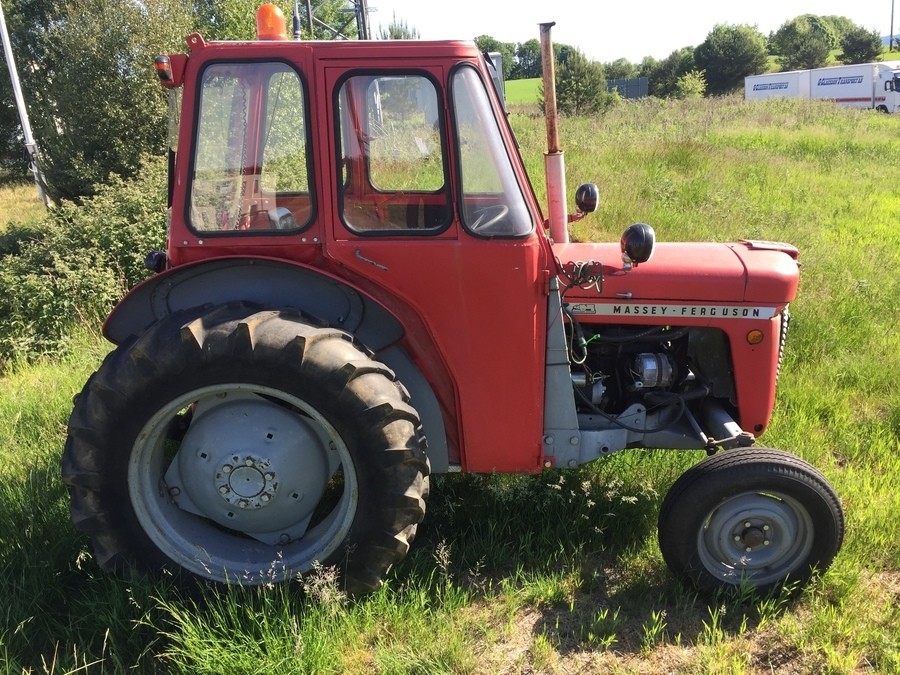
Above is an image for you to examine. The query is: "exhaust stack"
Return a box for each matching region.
[540,22,568,244]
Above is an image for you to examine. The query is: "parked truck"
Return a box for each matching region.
[62,5,844,595]
[746,61,900,113]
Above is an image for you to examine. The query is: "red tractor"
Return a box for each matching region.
[63,6,843,595]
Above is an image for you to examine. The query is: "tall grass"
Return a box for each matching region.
[0,181,45,231]
[1,97,899,673]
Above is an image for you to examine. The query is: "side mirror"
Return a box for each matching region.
[621,223,655,268]
[574,183,599,214]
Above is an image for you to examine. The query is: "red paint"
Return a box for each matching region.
[124,35,800,473]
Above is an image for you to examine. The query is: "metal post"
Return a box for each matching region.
[539,21,568,244]
[891,0,896,52]
[0,0,49,206]
[355,0,371,40]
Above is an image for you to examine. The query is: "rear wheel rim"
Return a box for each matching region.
[128,383,358,584]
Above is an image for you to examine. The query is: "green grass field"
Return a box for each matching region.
[2,96,899,673]
[0,180,45,231]
[505,77,541,105]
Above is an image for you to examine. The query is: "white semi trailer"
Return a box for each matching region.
[745,62,900,112]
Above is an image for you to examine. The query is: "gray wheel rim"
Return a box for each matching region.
[128,383,358,584]
[697,490,814,586]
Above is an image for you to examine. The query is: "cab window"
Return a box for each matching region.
[336,74,451,233]
[190,62,313,233]
[451,66,532,237]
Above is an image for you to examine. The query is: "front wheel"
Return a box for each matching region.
[63,306,429,593]
[658,449,843,594]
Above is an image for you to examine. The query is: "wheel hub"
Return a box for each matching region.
[163,393,335,544]
[739,525,767,549]
[217,455,277,508]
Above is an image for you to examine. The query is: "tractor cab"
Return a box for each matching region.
[154,25,541,270]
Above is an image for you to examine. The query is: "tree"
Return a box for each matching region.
[0,0,195,201]
[694,24,768,95]
[553,43,580,68]
[821,15,856,42]
[0,0,351,198]
[839,24,884,64]
[512,39,541,80]
[474,35,515,80]
[543,49,614,116]
[771,15,837,70]
[674,70,707,99]
[640,47,696,97]
[0,74,25,174]
[378,13,419,40]
[604,58,637,81]
[193,0,259,40]
[194,0,351,41]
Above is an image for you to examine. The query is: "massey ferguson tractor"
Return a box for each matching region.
[62,5,843,595]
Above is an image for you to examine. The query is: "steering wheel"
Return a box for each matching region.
[468,204,509,232]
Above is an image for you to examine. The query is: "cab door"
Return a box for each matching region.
[320,59,551,473]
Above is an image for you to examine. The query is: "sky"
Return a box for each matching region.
[366,0,895,63]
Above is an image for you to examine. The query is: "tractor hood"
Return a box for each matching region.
[554,240,799,304]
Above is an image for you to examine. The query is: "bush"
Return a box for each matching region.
[540,49,619,117]
[0,157,167,364]
[674,70,708,99]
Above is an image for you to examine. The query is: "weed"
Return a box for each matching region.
[641,609,668,653]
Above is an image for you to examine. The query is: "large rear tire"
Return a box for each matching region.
[62,306,429,593]
[658,448,843,594]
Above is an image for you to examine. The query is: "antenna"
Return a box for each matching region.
[293,1,301,40]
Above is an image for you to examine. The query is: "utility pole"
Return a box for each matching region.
[891,0,896,52]
[0,0,49,207]
[357,0,371,40]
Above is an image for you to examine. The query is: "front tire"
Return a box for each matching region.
[63,306,429,593]
[658,449,843,594]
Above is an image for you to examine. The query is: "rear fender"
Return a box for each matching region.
[105,257,400,348]
[103,257,450,472]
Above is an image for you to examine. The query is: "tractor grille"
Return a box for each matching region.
[776,306,790,384]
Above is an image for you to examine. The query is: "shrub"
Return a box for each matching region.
[0,156,167,363]
[539,49,619,117]
[674,70,708,99]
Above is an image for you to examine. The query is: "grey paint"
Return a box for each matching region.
[104,258,450,471]
[105,259,403,349]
